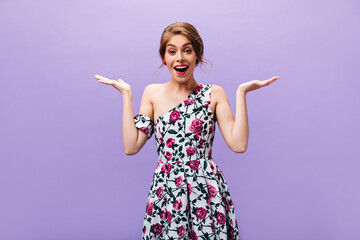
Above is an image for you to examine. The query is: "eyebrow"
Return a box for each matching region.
[166,42,192,48]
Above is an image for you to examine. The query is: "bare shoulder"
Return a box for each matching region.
[142,83,163,102]
[143,83,159,93]
[211,84,228,104]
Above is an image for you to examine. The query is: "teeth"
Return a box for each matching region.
[175,66,187,69]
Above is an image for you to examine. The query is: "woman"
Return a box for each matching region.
[95,22,278,239]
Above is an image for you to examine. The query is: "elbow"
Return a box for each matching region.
[124,147,139,155]
[232,145,247,153]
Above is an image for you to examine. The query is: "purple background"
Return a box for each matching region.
[1,0,359,239]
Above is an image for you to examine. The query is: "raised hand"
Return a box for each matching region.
[94,74,131,94]
[238,76,279,93]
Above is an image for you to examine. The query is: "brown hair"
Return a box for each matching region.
[158,22,210,69]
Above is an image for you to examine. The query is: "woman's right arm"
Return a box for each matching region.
[94,75,153,155]
[122,85,154,155]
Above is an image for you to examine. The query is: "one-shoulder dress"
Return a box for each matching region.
[134,83,240,240]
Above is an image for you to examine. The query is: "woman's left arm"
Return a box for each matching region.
[214,76,279,153]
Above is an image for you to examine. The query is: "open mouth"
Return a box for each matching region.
[174,66,189,75]
[174,66,188,72]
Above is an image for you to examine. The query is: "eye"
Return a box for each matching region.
[169,50,176,54]
[185,49,192,53]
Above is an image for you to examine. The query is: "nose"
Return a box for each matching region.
[176,52,184,62]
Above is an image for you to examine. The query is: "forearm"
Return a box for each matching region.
[231,88,249,152]
[122,89,139,154]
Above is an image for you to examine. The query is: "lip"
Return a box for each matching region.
[174,64,188,68]
[175,69,187,75]
[174,67,188,75]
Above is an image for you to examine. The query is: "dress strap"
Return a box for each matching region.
[134,114,154,139]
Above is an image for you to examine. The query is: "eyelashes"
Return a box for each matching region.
[168,49,192,54]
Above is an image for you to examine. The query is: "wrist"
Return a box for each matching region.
[237,87,247,95]
[122,88,132,96]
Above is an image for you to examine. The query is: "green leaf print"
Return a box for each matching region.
[168,129,177,134]
[140,84,239,240]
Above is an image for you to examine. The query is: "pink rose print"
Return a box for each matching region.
[189,230,198,240]
[216,212,226,225]
[192,83,203,94]
[207,183,217,198]
[186,202,190,212]
[140,126,149,135]
[189,160,199,170]
[159,137,165,146]
[143,226,146,234]
[166,138,175,147]
[186,146,196,156]
[158,126,162,134]
[209,162,215,171]
[184,98,194,105]
[160,209,167,219]
[189,119,203,134]
[223,197,231,213]
[156,186,164,199]
[146,201,153,216]
[187,183,193,195]
[198,138,203,148]
[175,176,183,188]
[209,125,214,133]
[217,168,221,177]
[169,110,180,122]
[152,223,162,235]
[229,226,235,240]
[167,211,172,223]
[204,100,210,107]
[166,151,172,160]
[135,114,140,118]
[160,209,172,223]
[177,225,186,237]
[211,222,215,233]
[161,163,172,174]
[207,197,211,205]
[193,134,199,140]
[229,198,233,206]
[195,207,207,219]
[208,149,212,157]
[196,83,204,91]
[173,199,183,210]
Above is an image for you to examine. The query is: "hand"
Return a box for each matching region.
[238,76,279,94]
[94,74,131,94]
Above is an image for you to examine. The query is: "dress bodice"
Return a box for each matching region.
[134,83,215,163]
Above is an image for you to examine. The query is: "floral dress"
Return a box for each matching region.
[134,83,240,240]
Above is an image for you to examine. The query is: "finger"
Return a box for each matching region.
[265,77,278,86]
[94,75,109,81]
[267,77,278,83]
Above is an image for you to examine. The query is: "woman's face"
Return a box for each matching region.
[164,34,198,82]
